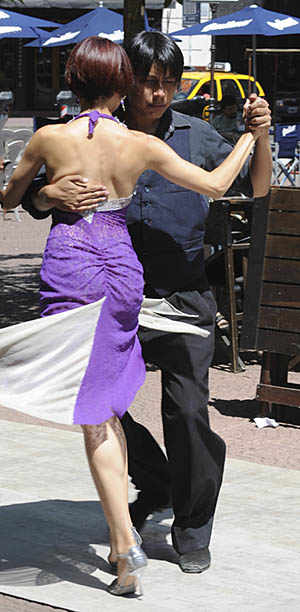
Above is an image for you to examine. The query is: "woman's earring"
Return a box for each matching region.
[121,98,126,111]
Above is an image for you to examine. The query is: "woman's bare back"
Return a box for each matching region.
[40,117,148,200]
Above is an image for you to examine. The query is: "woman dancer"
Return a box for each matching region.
[1,37,258,596]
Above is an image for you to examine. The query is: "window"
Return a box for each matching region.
[200,3,211,20]
[237,79,259,97]
[220,79,242,100]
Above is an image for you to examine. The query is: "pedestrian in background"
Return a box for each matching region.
[212,94,245,144]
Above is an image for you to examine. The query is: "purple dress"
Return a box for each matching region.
[39,111,146,425]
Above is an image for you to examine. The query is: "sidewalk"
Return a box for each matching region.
[5,118,34,131]
[1,212,300,611]
[0,418,299,612]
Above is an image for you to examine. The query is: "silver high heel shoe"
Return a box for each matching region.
[108,526,142,573]
[107,544,147,597]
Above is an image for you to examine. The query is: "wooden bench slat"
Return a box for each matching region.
[265,235,300,259]
[259,306,300,332]
[257,328,300,354]
[261,282,300,307]
[257,384,300,407]
[263,258,300,283]
[268,210,300,235]
[269,187,300,211]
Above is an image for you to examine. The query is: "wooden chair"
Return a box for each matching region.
[205,196,253,372]
[240,186,300,418]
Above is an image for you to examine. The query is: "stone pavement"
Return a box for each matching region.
[0,418,299,612]
[1,209,300,611]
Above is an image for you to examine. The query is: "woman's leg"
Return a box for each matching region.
[82,416,136,585]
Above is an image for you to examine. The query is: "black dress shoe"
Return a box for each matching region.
[178,547,211,573]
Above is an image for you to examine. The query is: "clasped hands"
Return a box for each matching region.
[39,94,271,214]
[243,93,271,138]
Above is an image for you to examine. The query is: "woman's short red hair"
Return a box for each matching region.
[65,36,133,103]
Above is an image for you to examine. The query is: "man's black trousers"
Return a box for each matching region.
[121,288,226,554]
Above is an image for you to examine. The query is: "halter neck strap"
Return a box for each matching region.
[73,109,119,137]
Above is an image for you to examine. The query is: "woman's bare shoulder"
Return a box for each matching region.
[34,123,67,139]
[126,129,163,152]
[27,124,65,149]
[128,130,173,160]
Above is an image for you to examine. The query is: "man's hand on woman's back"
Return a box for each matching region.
[37,175,109,212]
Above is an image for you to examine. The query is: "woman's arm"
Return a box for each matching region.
[146,131,257,200]
[1,130,46,210]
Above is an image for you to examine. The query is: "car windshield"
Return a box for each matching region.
[173,78,198,101]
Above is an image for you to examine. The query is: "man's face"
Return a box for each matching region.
[223,104,238,118]
[128,62,179,122]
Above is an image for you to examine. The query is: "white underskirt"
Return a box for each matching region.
[0,297,209,424]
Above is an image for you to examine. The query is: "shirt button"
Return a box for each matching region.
[144,185,151,192]
[143,201,150,207]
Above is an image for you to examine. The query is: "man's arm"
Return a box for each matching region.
[22,173,52,219]
[22,174,110,218]
[36,177,109,213]
[245,94,272,197]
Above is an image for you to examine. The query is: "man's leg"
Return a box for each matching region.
[161,348,225,553]
[158,290,226,570]
[123,288,225,571]
[121,412,171,528]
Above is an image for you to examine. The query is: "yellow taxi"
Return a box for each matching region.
[171,65,265,120]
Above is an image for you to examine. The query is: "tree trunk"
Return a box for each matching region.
[123,0,145,48]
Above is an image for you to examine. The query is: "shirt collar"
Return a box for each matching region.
[115,105,192,140]
[157,108,192,140]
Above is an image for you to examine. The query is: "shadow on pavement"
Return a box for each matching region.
[210,397,300,426]
[0,500,178,589]
[209,397,261,420]
[0,500,111,591]
[141,508,178,566]
[0,263,41,328]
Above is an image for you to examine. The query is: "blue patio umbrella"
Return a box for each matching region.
[172,4,300,82]
[0,7,58,39]
[24,26,58,48]
[26,6,123,48]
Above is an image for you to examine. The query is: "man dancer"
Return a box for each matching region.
[23,32,272,573]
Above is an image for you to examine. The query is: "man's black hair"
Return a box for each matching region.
[125,31,184,82]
